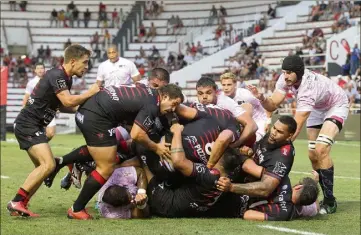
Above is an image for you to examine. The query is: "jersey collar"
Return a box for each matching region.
[61,65,71,80]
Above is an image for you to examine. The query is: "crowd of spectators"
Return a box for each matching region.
[8,1,27,11]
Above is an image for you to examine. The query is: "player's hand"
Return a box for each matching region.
[170,123,184,134]
[216,177,232,192]
[311,170,319,183]
[134,193,148,206]
[88,83,100,95]
[239,146,254,157]
[156,142,171,159]
[246,85,263,100]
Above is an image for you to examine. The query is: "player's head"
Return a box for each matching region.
[34,62,45,78]
[220,72,237,97]
[149,67,170,89]
[268,115,297,144]
[292,177,319,206]
[196,77,218,105]
[158,84,184,114]
[281,55,305,86]
[102,185,132,207]
[64,44,91,78]
[107,44,119,63]
[215,148,246,176]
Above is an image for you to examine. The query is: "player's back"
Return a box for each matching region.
[17,67,72,126]
[233,88,267,121]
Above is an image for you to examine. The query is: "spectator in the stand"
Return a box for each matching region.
[17,61,27,87]
[167,52,175,69]
[342,54,351,75]
[19,1,27,11]
[267,4,276,18]
[84,8,91,28]
[254,23,261,34]
[176,53,187,70]
[98,8,108,28]
[72,7,80,27]
[219,5,227,16]
[103,29,111,48]
[138,24,146,42]
[139,46,146,58]
[58,10,66,27]
[112,8,119,28]
[175,15,184,33]
[134,55,145,67]
[351,44,360,75]
[146,22,157,42]
[250,39,259,51]
[159,1,165,14]
[309,3,321,21]
[184,51,194,65]
[67,1,75,11]
[166,15,176,34]
[65,9,73,28]
[228,57,240,75]
[295,46,303,56]
[152,1,160,18]
[150,45,160,58]
[23,55,31,68]
[208,5,218,25]
[190,42,197,56]
[64,38,72,49]
[45,46,51,63]
[138,64,146,77]
[197,41,203,54]
[240,39,247,49]
[99,2,106,12]
[37,45,45,62]
[337,75,347,88]
[185,42,191,54]
[119,8,125,23]
[50,9,58,27]
[145,1,152,19]
[9,1,16,11]
[90,32,100,49]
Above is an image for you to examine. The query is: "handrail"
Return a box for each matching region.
[26,21,34,55]
[2,20,9,54]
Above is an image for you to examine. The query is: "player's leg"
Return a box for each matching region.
[8,143,55,216]
[45,118,56,141]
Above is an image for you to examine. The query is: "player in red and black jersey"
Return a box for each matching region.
[66,83,183,219]
[217,116,297,221]
[142,123,247,218]
[8,45,99,217]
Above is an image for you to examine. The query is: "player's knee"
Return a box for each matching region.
[96,163,114,179]
[315,145,329,161]
[42,160,56,176]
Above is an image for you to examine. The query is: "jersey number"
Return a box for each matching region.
[205,141,215,155]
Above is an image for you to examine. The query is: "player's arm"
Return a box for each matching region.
[130,61,141,83]
[56,84,99,107]
[168,123,194,177]
[291,111,311,141]
[131,166,150,218]
[247,85,286,112]
[96,80,103,87]
[96,63,104,87]
[207,130,234,168]
[232,105,258,147]
[175,104,199,120]
[217,173,280,197]
[132,74,142,83]
[130,123,163,155]
[22,93,30,107]
[22,81,32,107]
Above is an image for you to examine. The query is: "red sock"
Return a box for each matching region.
[13,188,29,202]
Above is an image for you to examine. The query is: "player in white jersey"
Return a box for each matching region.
[195,77,258,150]
[96,44,141,87]
[219,72,270,141]
[247,55,349,214]
[22,62,56,140]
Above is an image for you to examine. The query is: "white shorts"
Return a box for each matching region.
[255,119,267,141]
[306,105,349,128]
[47,118,56,127]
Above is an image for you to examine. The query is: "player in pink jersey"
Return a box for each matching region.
[97,166,149,219]
[219,72,270,141]
[247,55,349,214]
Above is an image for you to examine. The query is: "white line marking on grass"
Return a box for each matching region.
[291,171,360,180]
[1,175,10,179]
[258,225,326,235]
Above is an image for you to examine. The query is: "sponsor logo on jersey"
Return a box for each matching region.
[56,79,67,89]
[273,161,287,178]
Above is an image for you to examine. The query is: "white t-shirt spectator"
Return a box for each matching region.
[96,57,140,87]
[135,57,145,66]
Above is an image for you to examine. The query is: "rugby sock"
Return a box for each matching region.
[72,170,106,212]
[317,166,335,203]
[13,188,29,202]
[59,145,93,168]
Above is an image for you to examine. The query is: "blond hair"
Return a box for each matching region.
[220,72,237,83]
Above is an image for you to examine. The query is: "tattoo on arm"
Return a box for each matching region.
[231,173,280,197]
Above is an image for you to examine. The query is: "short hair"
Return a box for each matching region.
[102,185,130,207]
[220,72,237,83]
[150,68,170,83]
[196,77,218,91]
[107,44,118,52]
[278,115,297,134]
[34,62,45,69]
[220,148,246,174]
[64,44,91,63]
[298,177,319,206]
[158,84,184,102]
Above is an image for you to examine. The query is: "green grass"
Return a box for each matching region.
[1,134,360,235]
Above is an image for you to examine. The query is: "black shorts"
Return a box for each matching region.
[252,202,295,221]
[75,108,117,147]
[14,122,47,150]
[204,193,248,218]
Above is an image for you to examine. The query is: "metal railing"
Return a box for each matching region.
[26,21,34,56]
[2,20,9,55]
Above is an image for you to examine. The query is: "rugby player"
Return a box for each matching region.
[96,44,141,87]
[22,62,56,140]
[8,45,100,217]
[219,72,270,141]
[217,115,297,221]
[247,55,348,214]
[66,84,183,219]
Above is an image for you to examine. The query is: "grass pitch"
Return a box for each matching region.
[1,134,360,235]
